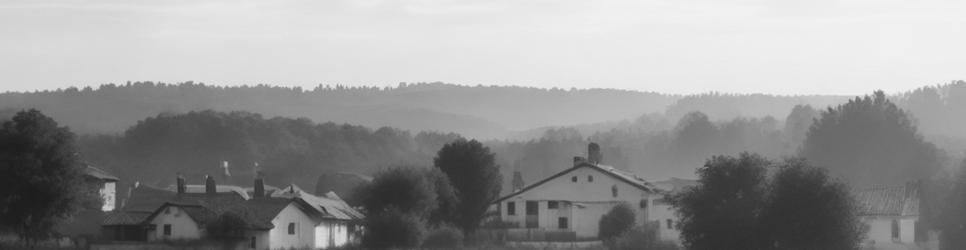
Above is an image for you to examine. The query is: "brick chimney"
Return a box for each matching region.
[253,172,265,199]
[176,173,186,195]
[588,142,602,164]
[205,175,216,196]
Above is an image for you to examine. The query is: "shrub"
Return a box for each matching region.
[362,208,426,249]
[598,202,636,240]
[421,224,464,249]
[605,226,680,250]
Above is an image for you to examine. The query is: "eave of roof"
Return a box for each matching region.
[493,162,656,204]
[84,165,120,181]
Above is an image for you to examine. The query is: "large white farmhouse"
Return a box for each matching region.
[491,144,665,241]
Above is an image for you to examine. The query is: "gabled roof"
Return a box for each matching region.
[84,165,119,182]
[855,184,920,217]
[121,185,177,212]
[653,178,699,194]
[272,184,365,221]
[494,161,658,204]
[168,185,251,200]
[102,211,152,226]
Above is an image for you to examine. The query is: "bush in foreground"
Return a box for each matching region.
[421,224,464,249]
[362,208,426,249]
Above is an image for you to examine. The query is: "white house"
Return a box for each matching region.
[650,178,698,242]
[272,184,365,249]
[491,144,664,241]
[84,165,120,211]
[855,182,934,250]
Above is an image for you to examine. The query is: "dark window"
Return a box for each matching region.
[163,224,171,236]
[640,199,648,209]
[548,201,559,209]
[558,217,569,229]
[587,175,593,182]
[571,176,577,182]
[612,185,618,197]
[666,219,673,229]
[892,220,900,239]
[526,201,538,215]
[288,223,296,235]
[507,201,516,215]
[250,236,256,249]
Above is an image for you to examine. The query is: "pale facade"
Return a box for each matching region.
[146,205,204,241]
[494,160,660,240]
[268,202,320,249]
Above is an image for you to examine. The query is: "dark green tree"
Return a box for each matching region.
[672,153,769,250]
[0,109,88,247]
[358,167,438,217]
[598,202,636,240]
[758,158,864,250]
[434,139,502,233]
[940,160,966,250]
[362,208,426,249]
[425,168,459,227]
[802,91,942,186]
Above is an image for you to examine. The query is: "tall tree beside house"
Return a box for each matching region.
[673,153,865,250]
[0,109,89,247]
[358,167,438,216]
[434,138,503,233]
[940,159,966,250]
[758,158,864,250]
[672,153,769,250]
[801,90,942,186]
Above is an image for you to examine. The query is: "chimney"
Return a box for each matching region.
[512,171,525,192]
[588,142,602,164]
[573,156,586,167]
[253,172,265,199]
[176,173,186,195]
[205,175,216,196]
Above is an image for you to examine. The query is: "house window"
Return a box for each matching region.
[640,199,648,209]
[507,201,516,215]
[666,219,673,229]
[572,176,577,182]
[587,175,593,182]
[163,224,172,236]
[288,223,296,235]
[548,201,559,209]
[892,219,900,240]
[250,236,256,249]
[558,217,569,229]
[612,185,618,197]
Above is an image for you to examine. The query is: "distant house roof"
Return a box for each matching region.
[84,165,119,182]
[121,185,177,212]
[855,184,920,217]
[653,178,699,194]
[494,161,658,204]
[273,184,364,221]
[170,185,252,200]
[102,211,152,226]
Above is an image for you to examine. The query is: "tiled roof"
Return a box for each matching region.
[84,165,119,181]
[121,185,177,212]
[855,184,920,217]
[169,185,251,200]
[102,211,152,226]
[273,184,364,220]
[653,178,699,194]
[494,160,658,204]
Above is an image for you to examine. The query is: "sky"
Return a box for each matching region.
[0,0,964,95]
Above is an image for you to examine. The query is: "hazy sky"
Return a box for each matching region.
[1,0,964,95]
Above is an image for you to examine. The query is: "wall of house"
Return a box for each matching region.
[269,203,317,249]
[863,216,918,245]
[100,181,116,211]
[315,220,349,249]
[497,166,655,239]
[147,206,203,241]
[650,199,680,242]
[243,230,270,250]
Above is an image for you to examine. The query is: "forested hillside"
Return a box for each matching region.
[0,82,677,139]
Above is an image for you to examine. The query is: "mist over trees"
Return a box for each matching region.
[802,91,943,186]
[0,81,677,139]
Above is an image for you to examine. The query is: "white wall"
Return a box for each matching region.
[269,203,317,249]
[100,181,116,211]
[147,206,203,241]
[863,216,918,245]
[315,220,349,249]
[650,200,680,242]
[497,166,655,239]
[243,230,270,250]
